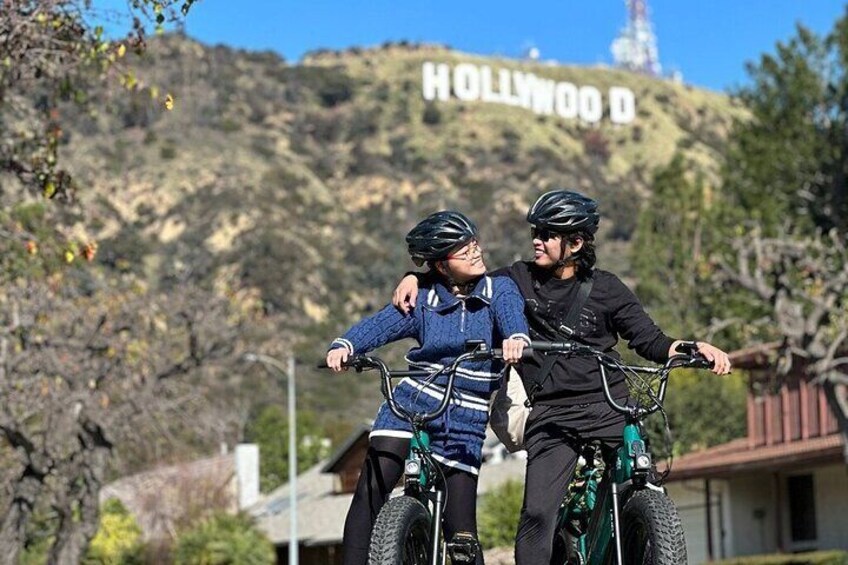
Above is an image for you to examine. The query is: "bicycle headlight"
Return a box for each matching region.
[635,454,652,470]
[405,460,421,476]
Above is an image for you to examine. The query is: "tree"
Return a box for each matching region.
[0,0,195,202]
[721,19,848,235]
[712,12,848,460]
[632,153,707,337]
[244,405,330,493]
[717,228,848,460]
[0,277,245,563]
[632,154,748,454]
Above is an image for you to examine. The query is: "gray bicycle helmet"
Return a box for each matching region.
[406,211,477,264]
[527,190,600,235]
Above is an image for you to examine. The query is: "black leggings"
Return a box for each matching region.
[342,436,484,565]
[515,402,627,565]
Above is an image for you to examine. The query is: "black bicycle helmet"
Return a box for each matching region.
[406,211,478,264]
[526,190,600,235]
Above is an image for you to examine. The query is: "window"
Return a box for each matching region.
[787,474,817,542]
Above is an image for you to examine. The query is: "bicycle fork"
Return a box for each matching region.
[610,482,623,565]
[431,490,444,565]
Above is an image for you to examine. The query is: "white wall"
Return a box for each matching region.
[728,474,778,556]
[667,479,728,564]
[235,443,260,509]
[722,465,848,557]
[813,464,848,549]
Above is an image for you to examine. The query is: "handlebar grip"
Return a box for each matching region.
[489,347,536,360]
[668,353,714,370]
[317,354,370,371]
[689,356,715,370]
[529,341,575,353]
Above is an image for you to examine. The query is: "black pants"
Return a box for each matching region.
[514,401,627,565]
[343,436,484,565]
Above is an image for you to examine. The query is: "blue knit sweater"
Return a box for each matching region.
[330,275,530,398]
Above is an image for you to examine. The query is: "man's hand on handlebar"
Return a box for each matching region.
[669,340,732,375]
[501,338,527,365]
[326,347,351,372]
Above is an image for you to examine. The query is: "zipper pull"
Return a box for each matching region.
[460,300,466,333]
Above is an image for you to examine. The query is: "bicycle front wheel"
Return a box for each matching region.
[621,490,687,564]
[369,496,432,565]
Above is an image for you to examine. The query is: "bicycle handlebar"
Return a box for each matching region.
[318,347,505,424]
[524,340,713,417]
[318,340,713,423]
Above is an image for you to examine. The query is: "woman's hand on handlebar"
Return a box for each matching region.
[501,338,527,365]
[392,275,419,315]
[326,348,351,372]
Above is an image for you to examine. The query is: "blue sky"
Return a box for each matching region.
[96,1,847,92]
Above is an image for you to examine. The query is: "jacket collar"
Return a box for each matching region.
[424,275,493,312]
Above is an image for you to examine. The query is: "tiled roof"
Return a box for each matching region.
[666,433,845,481]
[250,452,527,547]
[101,454,237,540]
[727,341,782,369]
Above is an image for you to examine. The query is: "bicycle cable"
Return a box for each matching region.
[599,354,676,483]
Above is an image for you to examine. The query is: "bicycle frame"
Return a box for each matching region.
[561,417,653,565]
[531,340,710,565]
[401,428,446,564]
[328,348,489,565]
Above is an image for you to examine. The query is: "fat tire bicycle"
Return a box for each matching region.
[321,346,497,565]
[521,340,713,565]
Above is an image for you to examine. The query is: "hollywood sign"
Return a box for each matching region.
[422,62,636,125]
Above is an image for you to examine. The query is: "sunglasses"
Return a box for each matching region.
[530,227,559,242]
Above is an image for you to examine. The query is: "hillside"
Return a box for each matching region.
[56,34,743,422]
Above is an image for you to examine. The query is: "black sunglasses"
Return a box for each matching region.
[530,227,558,242]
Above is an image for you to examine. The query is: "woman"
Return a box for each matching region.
[327,210,530,565]
[392,190,732,564]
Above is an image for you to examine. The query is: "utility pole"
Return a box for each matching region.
[245,353,298,565]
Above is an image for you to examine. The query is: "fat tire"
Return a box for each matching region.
[620,489,687,565]
[369,496,432,565]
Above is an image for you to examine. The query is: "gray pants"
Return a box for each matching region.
[514,400,627,565]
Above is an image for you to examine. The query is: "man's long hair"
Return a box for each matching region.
[564,230,596,278]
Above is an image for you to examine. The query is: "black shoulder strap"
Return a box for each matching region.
[525,276,594,406]
[560,276,594,338]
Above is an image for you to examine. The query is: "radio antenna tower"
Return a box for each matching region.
[611,0,661,76]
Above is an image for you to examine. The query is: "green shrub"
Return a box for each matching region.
[422,103,441,126]
[712,550,848,565]
[84,498,144,564]
[160,142,177,160]
[173,512,274,565]
[478,479,524,549]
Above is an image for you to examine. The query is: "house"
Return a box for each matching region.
[100,443,260,541]
[250,426,526,565]
[665,344,848,563]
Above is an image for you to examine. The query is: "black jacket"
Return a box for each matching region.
[495,261,674,406]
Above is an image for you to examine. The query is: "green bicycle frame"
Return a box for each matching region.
[405,428,446,565]
[409,430,432,487]
[561,421,645,565]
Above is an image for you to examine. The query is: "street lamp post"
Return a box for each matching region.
[245,353,298,565]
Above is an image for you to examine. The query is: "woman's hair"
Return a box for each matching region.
[564,230,596,277]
